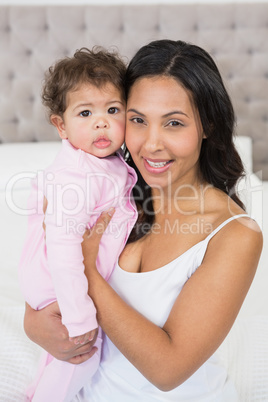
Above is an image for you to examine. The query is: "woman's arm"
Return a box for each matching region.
[83,214,263,391]
[24,302,98,364]
[24,212,262,390]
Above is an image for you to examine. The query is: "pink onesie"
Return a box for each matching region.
[19,139,137,401]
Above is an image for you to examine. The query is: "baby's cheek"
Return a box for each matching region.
[118,119,126,131]
[116,120,126,142]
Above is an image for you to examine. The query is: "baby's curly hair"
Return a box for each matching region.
[42,46,127,120]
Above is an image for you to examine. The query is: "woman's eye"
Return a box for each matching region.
[108,107,119,114]
[167,120,182,127]
[131,117,144,124]
[80,110,91,117]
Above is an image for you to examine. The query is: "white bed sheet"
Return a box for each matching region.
[0,140,267,401]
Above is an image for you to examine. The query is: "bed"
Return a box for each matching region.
[0,3,268,401]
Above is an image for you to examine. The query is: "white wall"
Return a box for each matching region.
[1,0,268,5]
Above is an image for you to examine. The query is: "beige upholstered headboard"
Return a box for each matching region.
[1,3,268,178]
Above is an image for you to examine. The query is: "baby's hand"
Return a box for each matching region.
[69,327,98,346]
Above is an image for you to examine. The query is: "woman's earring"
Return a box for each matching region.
[224,179,229,193]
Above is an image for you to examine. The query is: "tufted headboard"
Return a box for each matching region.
[1,3,268,178]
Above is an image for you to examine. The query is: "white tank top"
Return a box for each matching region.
[76,214,248,402]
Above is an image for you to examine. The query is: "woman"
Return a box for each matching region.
[24,40,263,401]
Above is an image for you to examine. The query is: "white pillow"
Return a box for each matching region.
[0,142,62,277]
[233,135,253,175]
[233,136,263,225]
[0,141,62,191]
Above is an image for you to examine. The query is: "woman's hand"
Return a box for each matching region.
[23,209,114,365]
[82,208,115,284]
[24,302,98,364]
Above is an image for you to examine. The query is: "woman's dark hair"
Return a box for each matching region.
[124,39,245,243]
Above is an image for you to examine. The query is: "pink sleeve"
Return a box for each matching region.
[44,167,99,337]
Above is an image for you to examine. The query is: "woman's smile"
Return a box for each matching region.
[126,75,205,192]
[143,157,174,173]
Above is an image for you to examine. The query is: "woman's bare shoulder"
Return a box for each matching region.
[203,211,263,281]
[201,185,263,255]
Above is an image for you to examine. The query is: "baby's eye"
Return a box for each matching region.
[108,107,119,114]
[131,117,144,124]
[80,110,91,117]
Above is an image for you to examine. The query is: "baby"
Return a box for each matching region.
[19,47,137,401]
